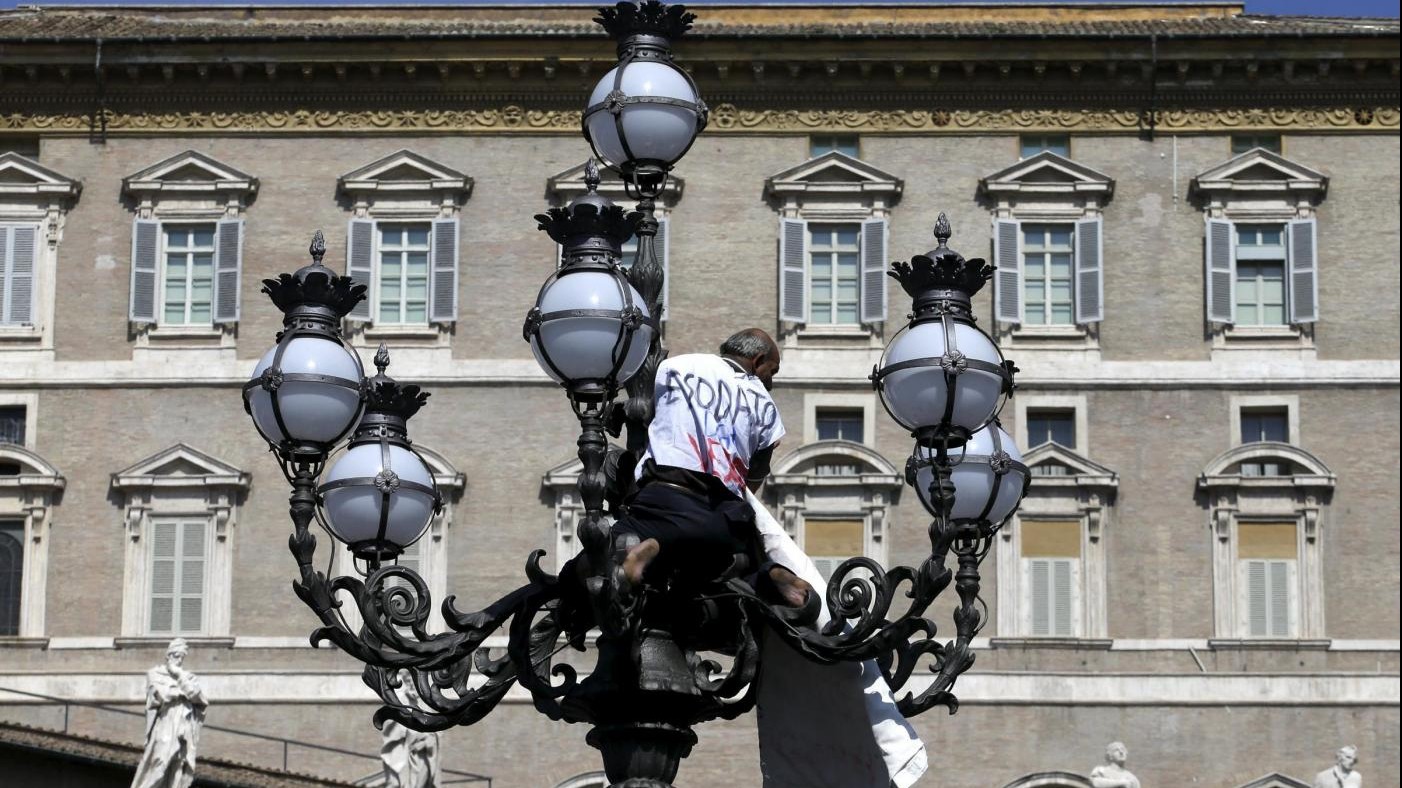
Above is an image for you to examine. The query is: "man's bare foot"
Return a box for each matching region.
[621,538,660,588]
[767,565,812,608]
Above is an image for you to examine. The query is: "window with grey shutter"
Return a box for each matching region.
[1,225,37,326]
[129,219,161,323]
[429,217,459,323]
[860,218,888,324]
[148,520,207,635]
[1074,217,1103,324]
[213,219,243,324]
[778,218,808,323]
[346,219,375,322]
[1244,558,1294,638]
[1029,559,1050,635]
[1028,557,1077,636]
[993,219,1021,324]
[1287,218,1318,324]
[1205,218,1235,324]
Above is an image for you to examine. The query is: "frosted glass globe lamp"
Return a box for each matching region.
[243,232,366,461]
[318,346,440,561]
[911,422,1028,527]
[525,161,656,402]
[873,213,1016,449]
[584,0,707,195]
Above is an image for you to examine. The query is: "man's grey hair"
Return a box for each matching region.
[719,328,776,361]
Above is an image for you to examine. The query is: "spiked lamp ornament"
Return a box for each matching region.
[911,421,1029,525]
[525,161,656,402]
[244,231,367,460]
[584,0,707,196]
[873,213,1016,449]
[319,346,440,561]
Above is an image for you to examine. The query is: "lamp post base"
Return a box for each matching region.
[588,721,697,788]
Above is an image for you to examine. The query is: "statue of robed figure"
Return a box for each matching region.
[131,638,208,788]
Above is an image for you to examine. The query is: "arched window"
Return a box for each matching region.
[1199,442,1334,640]
[1001,772,1093,788]
[765,440,902,580]
[553,772,607,788]
[0,444,64,640]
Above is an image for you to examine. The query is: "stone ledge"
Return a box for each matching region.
[989,638,1115,650]
[1208,638,1333,651]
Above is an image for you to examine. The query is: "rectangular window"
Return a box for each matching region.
[1020,134,1070,158]
[1234,224,1287,326]
[1026,408,1076,449]
[1230,133,1282,155]
[815,408,864,443]
[377,223,432,325]
[1021,520,1080,637]
[161,223,216,325]
[1021,224,1075,325]
[0,406,23,446]
[148,520,208,636]
[810,135,860,158]
[1239,522,1297,638]
[808,224,862,325]
[1240,407,1289,443]
[0,520,23,636]
[806,518,864,581]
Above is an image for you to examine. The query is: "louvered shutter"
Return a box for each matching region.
[180,522,206,634]
[1,225,37,326]
[1205,218,1235,324]
[1052,559,1074,636]
[1246,559,1267,637]
[1268,560,1290,637]
[212,218,243,324]
[860,217,888,324]
[1287,218,1318,324]
[1029,559,1050,635]
[129,219,161,323]
[811,557,836,582]
[346,219,375,322]
[1074,217,1104,324]
[994,219,1022,324]
[149,522,178,633]
[657,217,670,321]
[778,218,808,323]
[429,217,459,323]
[0,226,10,324]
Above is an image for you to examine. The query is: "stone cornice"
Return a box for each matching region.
[1,104,1396,136]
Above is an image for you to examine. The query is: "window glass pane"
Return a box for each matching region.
[1027,410,1076,449]
[0,407,25,445]
[1240,408,1288,443]
[0,521,23,636]
[1020,134,1070,158]
[809,223,861,325]
[810,135,859,158]
[815,409,864,442]
[806,519,864,557]
[1230,133,1281,155]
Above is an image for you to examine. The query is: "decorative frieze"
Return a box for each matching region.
[0,104,1396,135]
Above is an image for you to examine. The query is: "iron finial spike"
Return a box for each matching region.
[374,342,390,375]
[584,159,601,194]
[934,212,952,247]
[309,230,327,265]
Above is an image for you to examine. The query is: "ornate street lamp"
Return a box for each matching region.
[242,5,1035,788]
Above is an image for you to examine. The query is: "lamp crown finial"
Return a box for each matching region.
[934,212,952,247]
[309,230,326,264]
[584,159,601,193]
[374,343,390,375]
[595,1,696,42]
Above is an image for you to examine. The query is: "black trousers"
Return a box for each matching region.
[611,482,754,582]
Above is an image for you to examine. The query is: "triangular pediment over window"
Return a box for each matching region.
[0,152,81,199]
[547,160,684,205]
[1233,773,1311,788]
[543,457,585,489]
[122,150,257,197]
[980,151,1114,198]
[110,444,249,491]
[1021,444,1118,496]
[764,151,903,201]
[338,149,474,198]
[1190,148,1328,199]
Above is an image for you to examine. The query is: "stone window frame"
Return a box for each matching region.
[111,444,249,642]
[764,151,903,347]
[0,152,81,359]
[0,444,64,643]
[994,443,1117,643]
[1198,442,1334,642]
[337,149,472,351]
[979,151,1114,355]
[546,162,682,323]
[802,392,877,447]
[121,151,257,355]
[1190,148,1328,357]
[331,446,464,634]
[543,457,587,573]
[1230,394,1300,447]
[1014,393,1090,455]
[765,441,903,571]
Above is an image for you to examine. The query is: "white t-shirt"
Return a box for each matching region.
[638,354,785,497]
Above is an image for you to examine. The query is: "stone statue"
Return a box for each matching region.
[1314,745,1363,788]
[1089,741,1141,788]
[131,638,208,788]
[380,671,441,788]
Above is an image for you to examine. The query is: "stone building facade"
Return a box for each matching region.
[0,3,1397,787]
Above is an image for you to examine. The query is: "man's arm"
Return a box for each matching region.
[746,442,777,493]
